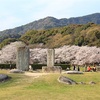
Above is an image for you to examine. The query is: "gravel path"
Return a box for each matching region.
[24,72,50,77]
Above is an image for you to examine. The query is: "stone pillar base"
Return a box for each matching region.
[96,66,100,71]
[42,66,62,73]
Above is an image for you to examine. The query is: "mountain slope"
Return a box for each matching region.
[0,23,100,49]
[0,13,100,42]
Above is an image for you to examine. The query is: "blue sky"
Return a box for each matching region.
[0,0,100,31]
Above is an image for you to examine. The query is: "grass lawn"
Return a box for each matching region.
[0,70,100,100]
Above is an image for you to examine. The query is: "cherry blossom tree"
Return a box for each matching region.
[0,41,100,65]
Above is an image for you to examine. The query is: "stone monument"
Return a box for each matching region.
[42,49,62,73]
[47,49,55,67]
[16,46,29,71]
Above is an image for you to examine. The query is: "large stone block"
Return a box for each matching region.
[96,66,100,71]
[16,46,29,71]
[0,74,10,82]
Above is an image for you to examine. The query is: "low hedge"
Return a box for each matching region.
[31,64,46,70]
[31,64,71,70]
[0,64,16,69]
[55,64,71,70]
[0,64,71,70]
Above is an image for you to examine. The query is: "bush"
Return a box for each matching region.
[0,64,16,69]
[0,64,71,70]
[31,64,47,70]
[31,64,71,70]
[55,64,71,70]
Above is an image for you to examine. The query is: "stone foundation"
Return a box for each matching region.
[42,66,62,73]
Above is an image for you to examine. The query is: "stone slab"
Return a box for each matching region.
[0,74,9,82]
[16,46,29,71]
[47,49,55,67]
[10,69,24,73]
[66,71,83,74]
[58,76,77,85]
[42,66,62,73]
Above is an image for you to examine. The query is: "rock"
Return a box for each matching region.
[58,76,77,85]
[78,82,86,84]
[89,81,96,85]
[0,74,10,82]
[10,69,24,73]
[66,71,83,74]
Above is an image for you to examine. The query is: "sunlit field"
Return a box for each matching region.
[0,70,100,100]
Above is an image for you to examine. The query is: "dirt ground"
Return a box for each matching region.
[24,71,51,78]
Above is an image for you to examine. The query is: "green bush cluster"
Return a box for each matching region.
[0,64,16,69]
[55,64,71,70]
[0,64,71,70]
[0,38,17,49]
[31,64,71,70]
[31,64,46,70]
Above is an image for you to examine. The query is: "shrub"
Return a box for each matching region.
[31,64,46,70]
[0,64,71,70]
[31,64,71,70]
[0,64,16,69]
[55,64,71,70]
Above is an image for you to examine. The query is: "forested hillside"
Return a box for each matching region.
[0,23,100,49]
[0,13,100,43]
